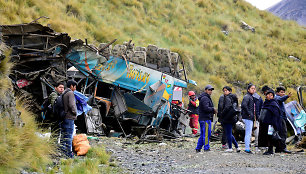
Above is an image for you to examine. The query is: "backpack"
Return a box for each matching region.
[53,90,70,121]
[222,94,240,124]
[41,98,52,121]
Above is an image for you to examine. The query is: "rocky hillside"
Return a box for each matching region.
[0,0,305,103]
[0,44,21,125]
[268,0,306,27]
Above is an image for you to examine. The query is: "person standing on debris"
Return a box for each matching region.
[253,88,263,152]
[60,80,77,158]
[241,84,256,154]
[274,86,292,154]
[49,82,64,142]
[195,85,217,152]
[218,86,241,152]
[187,91,199,135]
[258,89,282,155]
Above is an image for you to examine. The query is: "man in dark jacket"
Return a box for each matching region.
[275,86,292,153]
[60,80,77,158]
[241,84,256,154]
[48,82,64,142]
[195,85,217,152]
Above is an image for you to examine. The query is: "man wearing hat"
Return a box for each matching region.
[195,85,217,152]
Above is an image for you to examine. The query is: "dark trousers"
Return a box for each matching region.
[60,119,74,158]
[221,123,227,145]
[224,123,238,149]
[277,118,287,150]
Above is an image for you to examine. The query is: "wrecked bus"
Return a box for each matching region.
[66,40,197,137]
[0,22,197,138]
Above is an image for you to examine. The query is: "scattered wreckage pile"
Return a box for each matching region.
[0,22,70,115]
[0,22,196,141]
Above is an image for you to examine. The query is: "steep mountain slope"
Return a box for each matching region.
[268,0,306,26]
[0,0,305,103]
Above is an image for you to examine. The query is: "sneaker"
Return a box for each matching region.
[225,149,233,152]
[245,150,253,154]
[196,149,201,153]
[236,147,241,153]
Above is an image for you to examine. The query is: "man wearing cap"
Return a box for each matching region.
[188,91,199,135]
[195,85,217,152]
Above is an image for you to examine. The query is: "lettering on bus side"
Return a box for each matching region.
[94,60,117,72]
[126,65,150,84]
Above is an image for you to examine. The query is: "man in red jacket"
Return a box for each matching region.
[188,91,199,135]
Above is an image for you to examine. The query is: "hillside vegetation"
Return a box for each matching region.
[0,0,305,103]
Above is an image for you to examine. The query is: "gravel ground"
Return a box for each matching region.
[96,136,306,174]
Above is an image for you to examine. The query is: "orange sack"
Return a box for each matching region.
[73,134,87,146]
[73,134,91,156]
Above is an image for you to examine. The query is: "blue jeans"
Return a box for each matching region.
[243,119,253,151]
[196,120,211,151]
[224,123,238,149]
[60,119,74,158]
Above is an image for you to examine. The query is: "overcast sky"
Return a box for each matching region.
[245,0,282,10]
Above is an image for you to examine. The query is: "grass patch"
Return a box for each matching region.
[0,100,52,173]
[48,146,120,174]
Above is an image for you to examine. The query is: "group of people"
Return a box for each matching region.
[48,80,78,158]
[49,80,292,157]
[188,84,292,155]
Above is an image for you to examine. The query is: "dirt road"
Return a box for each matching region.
[97,137,305,174]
